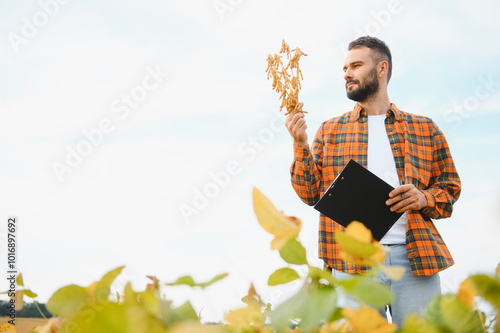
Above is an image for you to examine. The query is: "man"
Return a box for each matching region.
[284,36,461,327]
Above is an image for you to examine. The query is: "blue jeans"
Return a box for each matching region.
[332,244,441,328]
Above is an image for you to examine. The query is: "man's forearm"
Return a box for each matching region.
[420,183,461,219]
[290,143,322,206]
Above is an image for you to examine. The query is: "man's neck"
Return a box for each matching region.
[358,90,391,116]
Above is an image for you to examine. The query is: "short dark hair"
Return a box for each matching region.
[348,36,392,82]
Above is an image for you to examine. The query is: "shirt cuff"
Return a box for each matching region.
[293,142,310,161]
[420,190,436,216]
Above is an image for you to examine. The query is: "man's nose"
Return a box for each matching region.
[344,69,353,82]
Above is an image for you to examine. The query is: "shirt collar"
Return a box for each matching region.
[354,103,403,122]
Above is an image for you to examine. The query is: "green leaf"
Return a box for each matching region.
[23,289,38,298]
[173,301,199,321]
[270,281,310,331]
[263,302,272,318]
[161,301,200,327]
[441,295,484,333]
[308,266,337,286]
[424,294,484,333]
[469,274,500,309]
[422,294,447,329]
[46,284,91,318]
[337,275,393,308]
[165,273,228,288]
[120,282,170,332]
[71,301,133,333]
[400,314,439,333]
[137,289,161,317]
[298,285,337,331]
[200,273,229,288]
[16,273,24,287]
[268,267,300,286]
[327,306,344,323]
[166,275,196,287]
[95,266,125,302]
[279,238,307,265]
[270,281,338,332]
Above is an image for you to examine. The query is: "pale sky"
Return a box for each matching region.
[0,0,499,323]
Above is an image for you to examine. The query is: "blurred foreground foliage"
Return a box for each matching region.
[2,188,498,332]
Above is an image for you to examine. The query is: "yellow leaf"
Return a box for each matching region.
[457,278,476,309]
[85,281,98,297]
[35,317,62,333]
[379,265,405,281]
[496,262,500,278]
[253,188,301,250]
[15,274,23,287]
[371,246,386,264]
[169,322,227,333]
[241,283,265,307]
[402,314,439,333]
[340,251,374,267]
[288,327,304,333]
[146,275,160,293]
[225,304,264,329]
[0,322,16,333]
[335,222,386,266]
[271,237,290,251]
[345,221,372,243]
[319,321,344,333]
[14,291,23,311]
[342,306,397,333]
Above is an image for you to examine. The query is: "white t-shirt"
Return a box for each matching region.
[367,114,407,244]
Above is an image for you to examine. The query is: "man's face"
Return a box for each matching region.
[343,47,380,102]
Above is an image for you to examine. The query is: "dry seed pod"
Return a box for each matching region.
[266,39,307,115]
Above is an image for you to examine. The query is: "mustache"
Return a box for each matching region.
[346,79,359,86]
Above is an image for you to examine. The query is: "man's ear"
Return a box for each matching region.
[377,60,390,83]
[378,60,389,79]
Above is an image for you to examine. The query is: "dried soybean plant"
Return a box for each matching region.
[266,39,307,115]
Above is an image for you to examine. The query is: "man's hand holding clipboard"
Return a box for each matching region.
[313,159,405,241]
[386,184,428,214]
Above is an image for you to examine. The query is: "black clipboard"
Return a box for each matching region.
[314,159,403,241]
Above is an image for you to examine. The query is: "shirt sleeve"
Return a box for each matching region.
[420,121,461,219]
[290,124,324,206]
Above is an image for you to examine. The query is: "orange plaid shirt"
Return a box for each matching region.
[291,103,461,276]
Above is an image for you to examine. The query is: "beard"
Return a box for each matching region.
[346,67,379,102]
